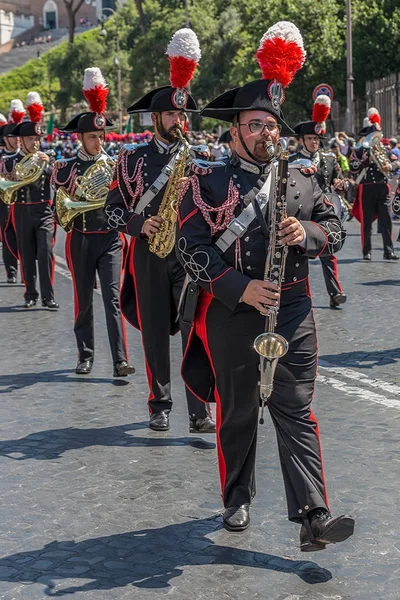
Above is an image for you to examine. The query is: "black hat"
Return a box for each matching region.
[358,108,382,138]
[293,94,331,138]
[12,121,44,137]
[59,112,113,133]
[127,85,197,113]
[2,123,19,137]
[201,22,307,136]
[218,130,232,144]
[60,67,113,133]
[201,80,293,135]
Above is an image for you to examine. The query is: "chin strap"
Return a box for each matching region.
[237,125,275,164]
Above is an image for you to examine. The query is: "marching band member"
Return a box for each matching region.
[52,68,135,378]
[352,108,400,260]
[176,22,354,550]
[105,29,216,433]
[291,94,347,309]
[9,93,58,309]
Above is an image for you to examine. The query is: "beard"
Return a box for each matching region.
[156,114,182,144]
[252,138,276,163]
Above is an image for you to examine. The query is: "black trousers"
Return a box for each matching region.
[0,201,17,279]
[359,183,393,255]
[195,287,328,522]
[127,238,209,418]
[12,202,55,301]
[66,229,128,364]
[319,255,342,297]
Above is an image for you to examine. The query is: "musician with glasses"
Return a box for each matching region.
[291,95,347,309]
[176,22,354,551]
[52,68,135,378]
[9,92,58,310]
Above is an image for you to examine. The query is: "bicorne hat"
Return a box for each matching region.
[12,92,44,137]
[201,21,306,135]
[293,94,331,137]
[358,107,381,138]
[59,67,113,133]
[127,28,200,113]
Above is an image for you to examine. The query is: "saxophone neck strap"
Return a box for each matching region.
[134,150,179,215]
[215,165,276,253]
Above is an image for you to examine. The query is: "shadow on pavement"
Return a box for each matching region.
[0,369,130,393]
[319,348,400,369]
[0,422,216,460]
[357,279,400,286]
[0,517,332,595]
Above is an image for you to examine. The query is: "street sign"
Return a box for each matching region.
[312,83,334,100]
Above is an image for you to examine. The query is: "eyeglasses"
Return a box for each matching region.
[239,122,281,134]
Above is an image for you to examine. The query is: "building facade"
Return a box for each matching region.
[0,0,97,32]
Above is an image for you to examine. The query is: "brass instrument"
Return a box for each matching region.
[361,130,391,176]
[0,152,47,205]
[253,140,291,424]
[148,129,191,258]
[56,156,115,232]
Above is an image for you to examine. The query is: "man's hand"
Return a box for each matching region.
[333,178,345,191]
[142,215,162,237]
[278,216,306,246]
[36,151,50,164]
[242,279,280,315]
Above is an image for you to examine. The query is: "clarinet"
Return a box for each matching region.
[253,139,290,424]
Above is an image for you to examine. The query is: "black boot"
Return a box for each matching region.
[75,360,93,375]
[329,292,347,309]
[149,410,170,431]
[383,251,399,260]
[23,299,37,309]
[223,504,250,532]
[7,276,17,284]
[42,299,59,310]
[113,361,135,377]
[300,509,355,552]
[189,416,216,433]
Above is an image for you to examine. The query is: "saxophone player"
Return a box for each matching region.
[9,92,58,310]
[352,108,400,260]
[176,22,354,551]
[52,68,135,378]
[104,29,216,434]
[0,101,24,284]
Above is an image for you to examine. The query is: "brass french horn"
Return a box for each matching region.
[0,153,47,205]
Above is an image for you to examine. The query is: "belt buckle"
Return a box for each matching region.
[227,218,247,238]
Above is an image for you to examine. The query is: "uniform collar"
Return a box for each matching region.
[231,152,272,175]
[152,136,180,155]
[300,147,320,166]
[78,148,103,162]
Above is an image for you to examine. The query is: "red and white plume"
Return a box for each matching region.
[83,67,108,114]
[312,94,331,133]
[368,107,381,125]
[9,99,25,124]
[256,21,306,88]
[26,92,44,123]
[166,28,201,89]
[0,113,7,126]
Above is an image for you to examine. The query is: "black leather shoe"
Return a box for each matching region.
[149,410,170,431]
[42,299,59,310]
[75,360,93,375]
[383,251,399,260]
[7,276,17,284]
[300,509,355,552]
[223,504,250,532]
[23,299,37,308]
[363,253,371,261]
[189,416,216,433]
[113,360,136,377]
[329,293,347,309]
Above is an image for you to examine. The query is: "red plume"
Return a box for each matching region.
[256,22,306,88]
[26,92,44,123]
[83,68,108,114]
[167,29,201,89]
[368,108,381,125]
[9,99,25,124]
[312,95,331,123]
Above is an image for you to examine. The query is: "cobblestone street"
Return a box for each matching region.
[1,219,400,600]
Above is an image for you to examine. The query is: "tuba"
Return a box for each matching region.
[148,129,191,258]
[361,130,391,176]
[0,153,47,205]
[56,155,115,232]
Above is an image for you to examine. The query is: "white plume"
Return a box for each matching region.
[0,113,7,122]
[314,94,331,107]
[166,28,201,62]
[10,99,24,112]
[367,107,379,117]
[363,117,371,127]
[26,91,42,106]
[83,67,107,90]
[258,21,306,56]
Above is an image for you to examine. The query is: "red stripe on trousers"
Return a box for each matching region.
[332,255,342,293]
[119,232,129,360]
[195,292,227,500]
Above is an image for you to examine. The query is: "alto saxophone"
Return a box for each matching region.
[148,129,190,259]
[253,139,290,424]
